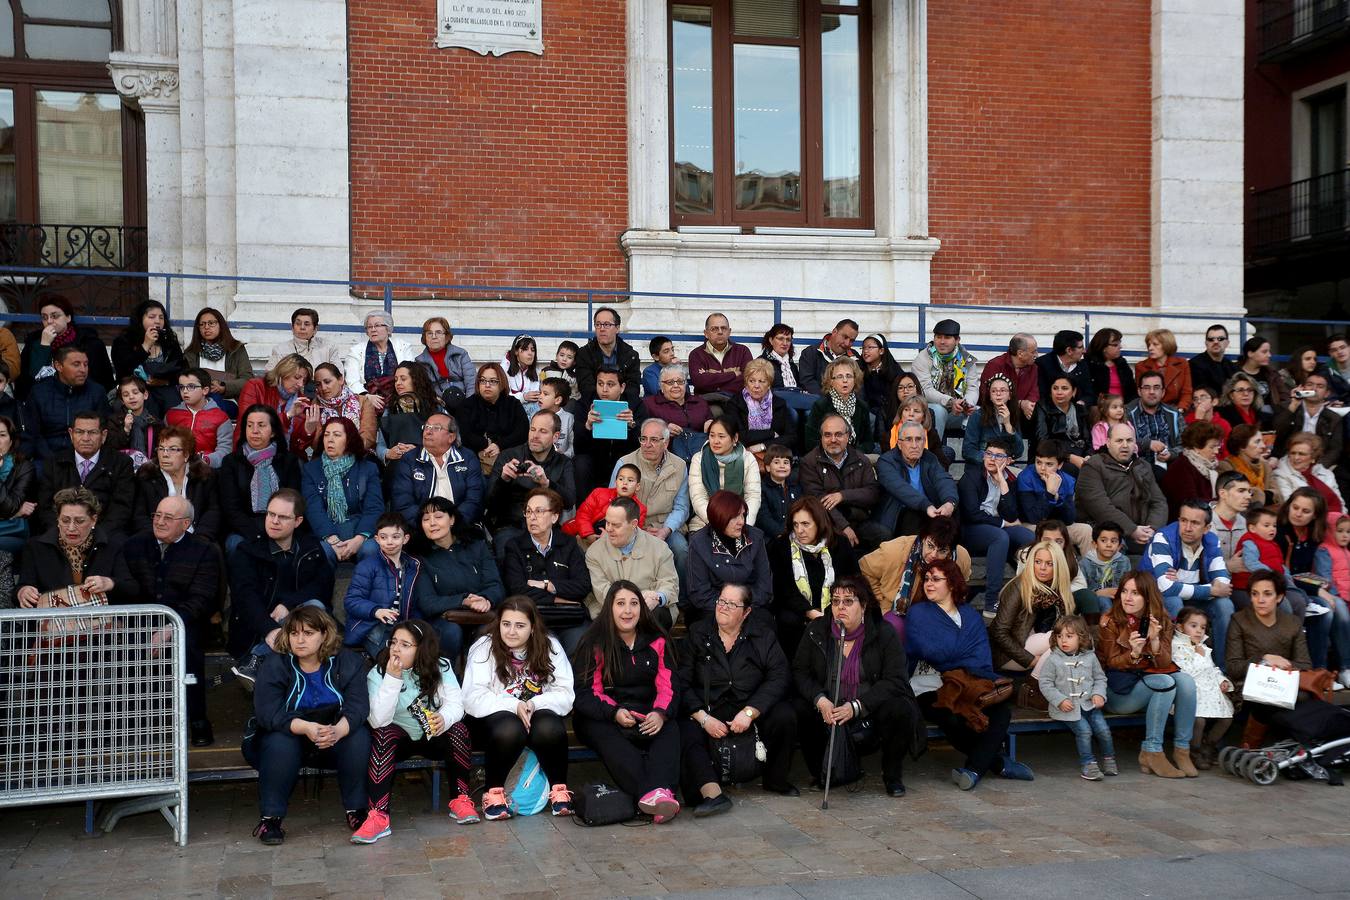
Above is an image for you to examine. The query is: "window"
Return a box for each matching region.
[669,0,871,229]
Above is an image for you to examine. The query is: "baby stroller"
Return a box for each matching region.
[1219,737,1350,785]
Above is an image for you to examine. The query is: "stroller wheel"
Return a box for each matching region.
[1248,757,1280,786]
[1219,747,1245,776]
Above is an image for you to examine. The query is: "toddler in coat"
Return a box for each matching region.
[1037,614,1116,780]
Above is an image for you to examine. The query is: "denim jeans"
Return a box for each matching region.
[929,404,967,438]
[961,523,1035,609]
[1329,596,1350,674]
[1162,594,1234,671]
[666,528,690,606]
[1105,671,1197,752]
[243,727,370,819]
[1304,595,1335,669]
[1066,708,1116,764]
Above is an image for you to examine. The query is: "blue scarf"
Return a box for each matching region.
[321,453,355,524]
[364,341,397,381]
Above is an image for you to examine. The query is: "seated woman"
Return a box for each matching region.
[958,434,1036,614]
[678,582,798,814]
[17,487,133,608]
[1096,570,1198,778]
[1134,328,1193,411]
[641,364,711,462]
[991,540,1076,675]
[184,307,253,400]
[1184,385,1230,457]
[1033,374,1091,472]
[342,311,417,403]
[793,576,924,797]
[500,488,592,653]
[1216,371,1273,431]
[416,317,474,403]
[1016,519,1101,615]
[219,404,303,555]
[1218,424,1280,507]
[350,619,476,842]
[457,363,529,475]
[462,597,576,820]
[242,606,371,846]
[111,299,187,414]
[1272,432,1345,514]
[768,495,860,657]
[1275,488,1334,665]
[301,418,383,565]
[686,490,772,628]
[760,323,816,416]
[572,580,682,823]
[133,425,222,541]
[859,334,903,419]
[725,359,794,455]
[18,297,115,397]
[687,417,761,533]
[0,414,36,553]
[379,362,443,463]
[502,334,543,416]
[904,558,1032,790]
[1160,421,1224,520]
[859,515,970,642]
[292,363,379,459]
[804,357,874,454]
[236,353,313,451]
[961,374,1025,465]
[418,497,505,661]
[1086,328,1136,405]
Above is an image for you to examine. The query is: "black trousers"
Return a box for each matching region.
[791,693,914,784]
[184,620,206,723]
[918,693,1012,777]
[678,699,796,801]
[573,714,680,799]
[467,709,569,789]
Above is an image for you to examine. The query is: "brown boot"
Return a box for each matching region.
[1171,747,1199,777]
[1193,743,1216,771]
[1138,750,1185,778]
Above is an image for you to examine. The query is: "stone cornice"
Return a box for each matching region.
[107,53,180,109]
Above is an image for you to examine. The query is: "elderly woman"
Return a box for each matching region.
[378,362,444,463]
[343,311,417,403]
[686,490,772,628]
[859,515,971,640]
[1273,433,1345,514]
[417,497,505,661]
[1160,421,1225,519]
[905,558,1032,790]
[1096,570,1198,778]
[499,487,592,653]
[805,357,874,453]
[0,414,36,554]
[17,487,133,607]
[301,418,384,565]
[415,317,475,404]
[1216,371,1272,431]
[688,417,761,532]
[219,404,304,554]
[184,307,253,399]
[991,541,1075,674]
[677,581,799,813]
[291,363,379,459]
[1217,424,1280,507]
[134,425,221,541]
[641,364,711,461]
[111,299,187,414]
[1134,328,1192,411]
[456,363,529,475]
[18,296,115,397]
[760,323,816,416]
[236,353,313,450]
[958,435,1036,614]
[793,576,923,797]
[1086,328,1137,404]
[769,496,860,656]
[725,358,794,453]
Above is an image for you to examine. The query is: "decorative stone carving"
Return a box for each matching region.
[108,54,181,109]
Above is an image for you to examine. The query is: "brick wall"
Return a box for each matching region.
[927,1,1152,307]
[348,0,629,291]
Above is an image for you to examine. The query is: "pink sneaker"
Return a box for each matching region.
[481,787,513,821]
[448,793,480,824]
[350,809,391,844]
[638,787,680,823]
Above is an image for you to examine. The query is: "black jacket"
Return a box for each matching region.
[500,526,592,615]
[1189,353,1238,398]
[1088,357,1137,404]
[1033,400,1092,460]
[0,455,36,521]
[226,532,335,656]
[1037,353,1096,409]
[21,377,112,460]
[18,528,135,601]
[456,393,529,455]
[217,447,303,543]
[252,650,370,734]
[768,534,859,620]
[724,391,795,449]
[132,467,222,542]
[36,450,136,534]
[760,350,803,393]
[756,476,802,539]
[18,325,115,399]
[687,525,773,613]
[486,445,577,529]
[573,629,677,720]
[575,336,642,407]
[956,465,1020,528]
[677,614,790,719]
[123,531,221,623]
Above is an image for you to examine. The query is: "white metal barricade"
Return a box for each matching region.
[0,604,190,846]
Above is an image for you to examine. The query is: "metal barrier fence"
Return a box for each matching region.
[0,604,190,846]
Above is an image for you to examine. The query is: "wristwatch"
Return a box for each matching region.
[742,707,757,719]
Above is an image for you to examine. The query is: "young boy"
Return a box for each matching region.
[643,335,679,398]
[564,462,647,537]
[166,367,235,467]
[343,512,427,659]
[1080,522,1131,607]
[1234,507,1289,592]
[755,444,801,538]
[539,376,575,458]
[541,341,578,392]
[1015,439,1077,525]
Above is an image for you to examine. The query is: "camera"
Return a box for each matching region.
[1293,389,1316,399]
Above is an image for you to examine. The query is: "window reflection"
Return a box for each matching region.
[36,91,123,225]
[673,6,715,216]
[821,14,860,218]
[0,90,14,222]
[733,43,800,212]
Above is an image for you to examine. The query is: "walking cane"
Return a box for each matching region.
[820,623,846,810]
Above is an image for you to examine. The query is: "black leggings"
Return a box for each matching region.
[574,714,680,799]
[467,710,570,789]
[792,694,915,784]
[678,700,796,801]
[918,693,1012,777]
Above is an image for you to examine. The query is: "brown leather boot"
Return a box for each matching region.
[1138,750,1185,778]
[1172,747,1199,777]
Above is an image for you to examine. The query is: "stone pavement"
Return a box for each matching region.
[2,731,1348,899]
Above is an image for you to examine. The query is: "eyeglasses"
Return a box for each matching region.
[1206,336,1227,343]
[479,378,500,386]
[983,451,1009,461]
[424,329,447,338]
[831,373,854,380]
[660,379,686,386]
[595,321,618,329]
[265,511,296,521]
[158,446,186,455]
[715,598,747,610]
[422,424,449,433]
[1231,387,1254,394]
[923,573,948,583]
[638,436,665,444]
[524,507,554,517]
[177,384,203,392]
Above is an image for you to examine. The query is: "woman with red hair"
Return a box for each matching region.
[685,490,772,628]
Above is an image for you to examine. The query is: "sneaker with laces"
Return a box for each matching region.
[482,787,513,821]
[232,653,263,690]
[548,784,574,817]
[350,809,391,844]
[1081,761,1103,781]
[252,816,285,845]
[448,793,480,824]
[345,808,368,832]
[638,787,680,823]
[1101,756,1119,776]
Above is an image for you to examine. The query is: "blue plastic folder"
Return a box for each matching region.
[592,400,629,440]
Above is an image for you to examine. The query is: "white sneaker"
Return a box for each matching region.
[1338,669,1350,690]
[1303,603,1331,617]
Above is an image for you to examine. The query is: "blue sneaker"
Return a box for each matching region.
[952,768,980,791]
[998,755,1035,781]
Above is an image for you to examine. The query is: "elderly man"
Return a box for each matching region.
[612,418,691,577]
[1036,329,1096,410]
[390,412,484,527]
[798,413,884,549]
[798,318,860,394]
[687,313,752,401]
[35,410,134,533]
[575,306,642,406]
[124,495,222,746]
[266,307,343,371]
[876,420,958,539]
[1076,423,1167,553]
[23,345,112,459]
[486,410,576,552]
[911,319,979,437]
[585,496,680,630]
[980,333,1039,421]
[1148,500,1234,663]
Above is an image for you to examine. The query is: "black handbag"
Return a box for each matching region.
[821,718,866,787]
[703,656,765,784]
[572,782,636,826]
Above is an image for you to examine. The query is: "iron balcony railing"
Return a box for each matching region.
[0,223,148,322]
[1249,166,1350,255]
[1258,0,1350,62]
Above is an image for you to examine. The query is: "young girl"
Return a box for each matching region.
[1314,511,1350,689]
[351,620,475,844]
[106,375,159,465]
[462,597,576,820]
[1170,607,1234,770]
[1089,393,1130,451]
[1037,615,1115,780]
[564,462,647,539]
[503,334,542,416]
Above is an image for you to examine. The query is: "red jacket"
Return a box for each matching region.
[1233,532,1285,590]
[688,342,752,396]
[563,487,647,537]
[164,399,234,466]
[235,377,300,451]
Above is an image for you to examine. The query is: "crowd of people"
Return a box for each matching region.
[4,298,1350,845]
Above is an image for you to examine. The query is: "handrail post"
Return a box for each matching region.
[773,297,782,325]
[383,283,393,317]
[164,275,172,319]
[1240,317,1249,349]
[917,305,927,347]
[586,291,594,335]
[1083,312,1091,345]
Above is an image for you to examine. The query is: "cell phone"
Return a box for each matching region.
[630,711,648,721]
[1138,615,1150,639]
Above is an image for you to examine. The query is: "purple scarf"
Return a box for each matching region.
[743,388,773,431]
[830,618,866,701]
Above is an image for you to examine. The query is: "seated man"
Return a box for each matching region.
[1147,500,1234,664]
[227,488,336,686]
[23,345,111,460]
[573,365,639,495]
[35,411,135,534]
[1209,471,1253,600]
[1126,371,1183,480]
[266,307,344,371]
[687,313,751,403]
[585,496,679,630]
[485,409,576,555]
[1075,423,1167,554]
[910,318,978,436]
[389,412,483,528]
[957,434,1035,613]
[611,418,691,585]
[124,496,222,746]
[798,413,885,550]
[875,420,958,539]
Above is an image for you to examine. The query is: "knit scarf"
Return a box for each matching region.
[364,341,397,381]
[0,454,12,484]
[318,385,361,424]
[1183,448,1218,492]
[244,442,279,513]
[58,530,96,583]
[1228,453,1266,493]
[743,388,773,431]
[830,618,866,701]
[276,384,299,419]
[710,528,747,560]
[927,342,970,397]
[51,325,77,351]
[1031,581,1062,610]
[700,445,745,497]
[197,341,225,363]
[321,453,354,523]
[827,389,858,441]
[893,539,927,615]
[790,536,834,612]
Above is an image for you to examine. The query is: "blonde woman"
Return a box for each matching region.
[1134,328,1192,411]
[234,353,313,450]
[804,357,873,452]
[990,540,1075,675]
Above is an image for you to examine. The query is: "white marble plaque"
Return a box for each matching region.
[437,0,543,56]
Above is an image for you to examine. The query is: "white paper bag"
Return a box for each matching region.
[1242,663,1299,710]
